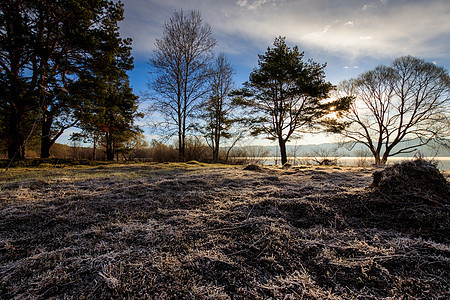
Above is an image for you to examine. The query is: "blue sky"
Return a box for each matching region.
[100,0,450,146]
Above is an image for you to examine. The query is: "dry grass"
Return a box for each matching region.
[1,162,449,299]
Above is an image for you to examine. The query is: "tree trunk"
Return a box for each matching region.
[373,153,382,165]
[213,135,220,163]
[40,110,53,158]
[278,138,287,165]
[106,132,114,161]
[92,140,97,160]
[178,131,184,162]
[7,108,25,160]
[181,117,186,162]
[212,147,219,163]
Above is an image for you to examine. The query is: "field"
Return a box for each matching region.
[1,161,449,299]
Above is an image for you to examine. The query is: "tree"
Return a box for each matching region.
[35,0,128,159]
[147,9,217,161]
[199,54,239,162]
[70,128,102,160]
[0,0,129,160]
[70,0,139,161]
[0,0,37,159]
[235,37,350,165]
[74,78,141,161]
[73,55,141,161]
[335,56,450,165]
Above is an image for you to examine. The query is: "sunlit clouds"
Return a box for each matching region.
[119,0,450,96]
[122,0,450,59]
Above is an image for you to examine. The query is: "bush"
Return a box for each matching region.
[148,141,178,162]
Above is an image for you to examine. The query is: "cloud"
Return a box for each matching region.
[236,0,285,10]
[120,0,450,62]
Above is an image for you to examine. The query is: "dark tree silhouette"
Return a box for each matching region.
[0,0,131,160]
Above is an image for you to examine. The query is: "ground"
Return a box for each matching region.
[0,162,449,299]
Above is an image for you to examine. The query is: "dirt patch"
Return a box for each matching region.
[0,163,448,299]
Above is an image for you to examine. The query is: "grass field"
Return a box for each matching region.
[1,162,449,299]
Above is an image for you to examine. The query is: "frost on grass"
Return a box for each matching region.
[0,163,449,299]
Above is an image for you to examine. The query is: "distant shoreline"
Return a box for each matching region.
[238,156,450,170]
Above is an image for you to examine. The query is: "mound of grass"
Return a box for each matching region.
[371,158,448,197]
[243,163,262,171]
[366,159,449,241]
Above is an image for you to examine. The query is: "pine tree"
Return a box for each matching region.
[235,37,350,165]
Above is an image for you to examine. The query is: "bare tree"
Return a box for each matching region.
[336,56,450,165]
[147,10,217,161]
[310,147,340,166]
[199,54,239,162]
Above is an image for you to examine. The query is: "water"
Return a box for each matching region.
[245,156,450,170]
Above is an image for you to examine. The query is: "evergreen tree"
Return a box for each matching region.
[235,37,351,165]
[0,0,37,159]
[72,18,141,161]
[0,0,131,160]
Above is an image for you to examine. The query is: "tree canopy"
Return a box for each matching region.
[235,37,351,165]
[0,0,137,160]
[336,56,450,165]
[147,9,217,161]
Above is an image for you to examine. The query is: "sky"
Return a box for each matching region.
[105,0,450,146]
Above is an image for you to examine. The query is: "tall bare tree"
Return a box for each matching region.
[335,56,450,165]
[148,10,217,161]
[199,54,238,162]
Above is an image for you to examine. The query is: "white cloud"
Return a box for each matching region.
[237,0,268,10]
[120,0,450,61]
[236,0,286,10]
[362,4,374,11]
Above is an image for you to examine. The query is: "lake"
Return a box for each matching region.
[244,156,450,170]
